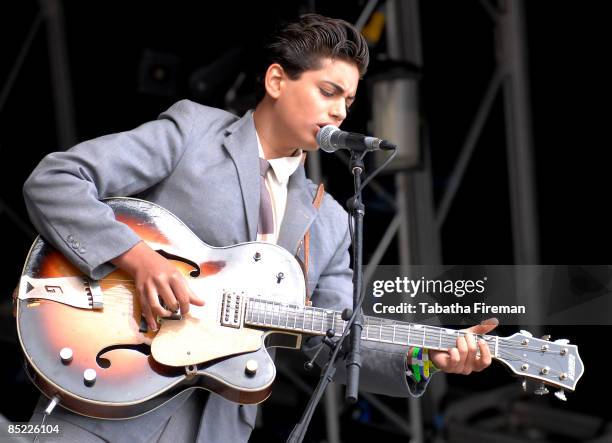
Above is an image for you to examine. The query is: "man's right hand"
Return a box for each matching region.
[111,241,205,331]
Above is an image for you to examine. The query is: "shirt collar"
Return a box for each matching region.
[254,123,303,185]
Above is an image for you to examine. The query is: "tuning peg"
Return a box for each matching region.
[534,384,549,396]
[521,378,527,392]
[541,334,551,341]
[554,389,567,401]
[554,339,570,345]
[519,330,533,338]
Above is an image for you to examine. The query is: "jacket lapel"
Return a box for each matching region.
[277,165,319,254]
[222,111,260,241]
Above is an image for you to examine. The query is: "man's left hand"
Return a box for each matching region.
[429,318,499,375]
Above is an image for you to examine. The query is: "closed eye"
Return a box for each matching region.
[320,88,334,98]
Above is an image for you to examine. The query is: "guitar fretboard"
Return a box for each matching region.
[244,298,499,356]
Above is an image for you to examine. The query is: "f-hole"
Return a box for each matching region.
[156,249,201,277]
[96,343,151,368]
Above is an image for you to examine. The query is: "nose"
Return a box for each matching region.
[329,99,346,123]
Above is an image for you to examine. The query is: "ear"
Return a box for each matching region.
[264,63,285,99]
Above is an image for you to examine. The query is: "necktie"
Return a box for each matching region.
[258,158,274,235]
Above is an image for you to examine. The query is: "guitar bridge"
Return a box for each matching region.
[220,291,245,328]
[18,276,103,310]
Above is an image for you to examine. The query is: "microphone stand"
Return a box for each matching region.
[287,150,367,443]
[345,151,365,404]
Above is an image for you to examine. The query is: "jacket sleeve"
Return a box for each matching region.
[23,100,196,279]
[302,220,435,398]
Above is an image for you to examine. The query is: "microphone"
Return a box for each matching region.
[316,125,396,153]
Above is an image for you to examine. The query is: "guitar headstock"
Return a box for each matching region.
[495,330,584,400]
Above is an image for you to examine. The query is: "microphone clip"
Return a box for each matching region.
[303,329,340,372]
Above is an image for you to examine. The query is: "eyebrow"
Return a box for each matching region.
[322,80,355,101]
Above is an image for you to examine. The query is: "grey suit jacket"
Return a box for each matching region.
[23,100,431,442]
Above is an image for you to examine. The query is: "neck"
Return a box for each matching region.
[244,297,499,355]
[253,100,299,159]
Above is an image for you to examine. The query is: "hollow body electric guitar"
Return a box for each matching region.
[15,198,584,419]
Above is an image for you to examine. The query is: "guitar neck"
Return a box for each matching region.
[244,298,499,356]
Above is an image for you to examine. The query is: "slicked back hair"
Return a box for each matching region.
[255,14,369,103]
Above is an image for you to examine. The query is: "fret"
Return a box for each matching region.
[304,308,310,332]
[275,302,281,327]
[392,324,396,344]
[378,319,382,342]
[293,305,298,330]
[408,323,411,346]
[310,309,316,332]
[278,304,284,328]
[310,308,316,332]
[302,308,306,332]
[263,302,268,325]
[321,310,326,333]
[285,305,289,329]
[422,325,426,347]
[331,312,335,334]
[438,328,442,350]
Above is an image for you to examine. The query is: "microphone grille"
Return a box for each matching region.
[316,125,338,153]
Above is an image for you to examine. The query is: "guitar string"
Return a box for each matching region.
[98,284,559,350]
[88,290,571,373]
[247,305,571,379]
[65,291,570,381]
[244,301,558,353]
[245,306,570,379]
[98,292,566,362]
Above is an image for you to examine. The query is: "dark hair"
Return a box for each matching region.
[255,14,369,103]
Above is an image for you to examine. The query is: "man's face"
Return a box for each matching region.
[274,58,359,151]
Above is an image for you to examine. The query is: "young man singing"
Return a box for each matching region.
[23,13,496,443]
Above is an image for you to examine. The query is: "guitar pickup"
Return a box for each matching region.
[220,291,244,328]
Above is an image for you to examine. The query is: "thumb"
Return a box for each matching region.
[465,317,499,335]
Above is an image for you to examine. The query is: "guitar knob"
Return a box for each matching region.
[245,359,258,376]
[534,384,549,396]
[59,347,73,365]
[554,389,567,401]
[84,368,97,386]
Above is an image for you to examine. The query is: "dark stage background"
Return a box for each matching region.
[0,1,609,442]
